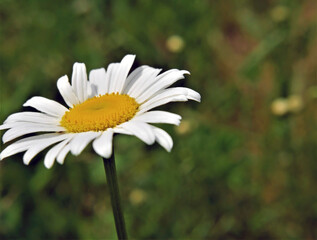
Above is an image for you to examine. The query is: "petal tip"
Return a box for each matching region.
[70,150,80,156]
[103,152,113,159]
[3,137,10,144]
[73,62,86,70]
[23,159,30,165]
[195,96,201,103]
[125,54,136,58]
[22,99,32,107]
[57,75,68,84]
[56,156,65,165]
[121,54,136,67]
[162,143,173,152]
[44,161,53,169]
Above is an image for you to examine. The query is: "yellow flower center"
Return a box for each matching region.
[60,93,140,132]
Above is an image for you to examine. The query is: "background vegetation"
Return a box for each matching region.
[0,0,316,239]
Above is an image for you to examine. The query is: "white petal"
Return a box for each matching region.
[23,96,68,117]
[69,132,101,156]
[89,68,107,95]
[1,121,61,129]
[113,54,136,94]
[3,112,59,125]
[134,111,181,125]
[138,95,188,115]
[86,81,94,98]
[137,69,189,103]
[141,87,187,106]
[23,134,72,165]
[0,124,13,130]
[0,133,62,160]
[57,75,80,107]
[138,87,200,106]
[183,88,201,102]
[127,67,161,99]
[113,127,133,135]
[119,121,155,145]
[56,144,71,165]
[44,137,72,168]
[92,129,114,159]
[106,63,120,94]
[2,123,65,143]
[71,62,88,102]
[151,126,173,152]
[122,66,149,94]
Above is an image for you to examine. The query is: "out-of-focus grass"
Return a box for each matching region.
[0,0,316,239]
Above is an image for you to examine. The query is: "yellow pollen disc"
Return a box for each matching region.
[60,93,140,132]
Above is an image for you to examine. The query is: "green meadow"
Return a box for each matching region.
[0,0,316,239]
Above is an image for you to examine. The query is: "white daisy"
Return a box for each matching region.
[0,55,200,168]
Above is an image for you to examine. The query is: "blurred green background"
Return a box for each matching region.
[0,0,316,239]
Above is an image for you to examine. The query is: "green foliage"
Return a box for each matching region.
[0,0,316,239]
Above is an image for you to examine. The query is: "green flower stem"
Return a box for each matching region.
[103,152,128,240]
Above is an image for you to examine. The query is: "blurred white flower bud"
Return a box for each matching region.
[287,95,303,113]
[271,98,288,116]
[166,35,185,53]
[129,189,147,206]
[176,120,191,135]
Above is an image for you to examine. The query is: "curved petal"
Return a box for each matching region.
[119,121,155,145]
[89,68,107,95]
[0,121,60,130]
[138,87,200,108]
[71,62,88,102]
[69,131,101,156]
[122,66,148,94]
[23,134,73,165]
[138,95,188,115]
[3,112,59,125]
[92,129,114,159]
[57,75,80,107]
[106,63,120,94]
[136,69,189,103]
[56,144,71,165]
[141,88,186,106]
[182,88,201,102]
[23,96,68,117]
[0,133,62,160]
[151,126,173,152]
[134,111,181,125]
[113,55,136,94]
[43,137,72,168]
[0,124,11,130]
[127,67,161,100]
[113,127,133,135]
[2,123,65,143]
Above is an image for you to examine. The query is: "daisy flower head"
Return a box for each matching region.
[0,55,201,168]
